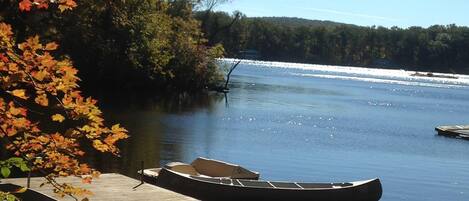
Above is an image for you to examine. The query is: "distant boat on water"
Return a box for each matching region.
[435,125,469,140]
[411,72,458,79]
[139,157,383,201]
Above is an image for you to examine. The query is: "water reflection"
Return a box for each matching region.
[84,92,225,178]
[79,62,469,201]
[231,79,345,96]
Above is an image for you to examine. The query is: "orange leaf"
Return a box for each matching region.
[32,70,47,81]
[51,114,65,122]
[37,136,50,143]
[23,35,42,51]
[10,89,28,99]
[63,0,77,8]
[79,164,91,173]
[35,94,49,106]
[39,54,56,68]
[56,7,64,12]
[61,66,79,76]
[91,171,100,178]
[44,42,58,51]
[12,117,30,128]
[82,176,92,184]
[35,0,49,9]
[111,124,127,133]
[92,140,109,152]
[75,150,85,156]
[19,0,32,11]
[8,63,18,72]
[0,53,8,62]
[6,127,18,137]
[0,23,13,37]
[8,102,26,116]
[12,187,27,193]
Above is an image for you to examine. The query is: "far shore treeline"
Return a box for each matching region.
[198,11,469,74]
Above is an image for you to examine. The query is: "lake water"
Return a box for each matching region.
[93,60,469,201]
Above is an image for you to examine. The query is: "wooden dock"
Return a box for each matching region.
[2,173,198,201]
[435,125,469,140]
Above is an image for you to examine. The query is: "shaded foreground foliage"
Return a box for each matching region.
[199,12,469,73]
[1,1,129,200]
[1,0,225,92]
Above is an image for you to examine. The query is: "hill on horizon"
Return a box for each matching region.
[248,16,468,29]
[249,16,356,28]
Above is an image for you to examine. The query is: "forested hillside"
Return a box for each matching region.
[198,12,469,73]
[253,17,351,28]
[1,0,224,92]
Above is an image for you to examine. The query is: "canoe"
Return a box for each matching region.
[140,158,382,201]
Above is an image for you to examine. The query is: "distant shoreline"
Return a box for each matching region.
[219,58,469,87]
[220,58,461,76]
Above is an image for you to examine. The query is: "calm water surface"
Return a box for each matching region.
[94,61,469,201]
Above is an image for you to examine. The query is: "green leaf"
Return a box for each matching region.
[19,164,30,172]
[0,189,19,201]
[1,167,11,178]
[7,194,18,201]
[7,157,23,164]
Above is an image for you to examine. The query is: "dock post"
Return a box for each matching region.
[27,171,31,188]
[133,161,144,189]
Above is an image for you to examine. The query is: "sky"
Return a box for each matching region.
[215,0,469,28]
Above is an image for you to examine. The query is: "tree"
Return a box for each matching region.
[21,0,224,91]
[194,0,241,47]
[1,1,128,200]
[194,0,232,12]
[1,0,227,92]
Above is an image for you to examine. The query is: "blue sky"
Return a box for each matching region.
[216,0,469,28]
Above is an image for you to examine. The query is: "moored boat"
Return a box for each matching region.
[410,72,458,79]
[435,125,469,140]
[140,157,382,201]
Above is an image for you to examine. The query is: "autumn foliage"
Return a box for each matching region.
[18,0,77,12]
[1,0,128,199]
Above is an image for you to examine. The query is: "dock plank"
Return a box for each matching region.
[2,173,198,201]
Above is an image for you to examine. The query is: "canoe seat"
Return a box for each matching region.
[270,182,302,189]
[238,180,272,188]
[191,176,221,183]
[231,179,243,186]
[297,183,333,189]
[296,182,353,189]
[220,178,233,185]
